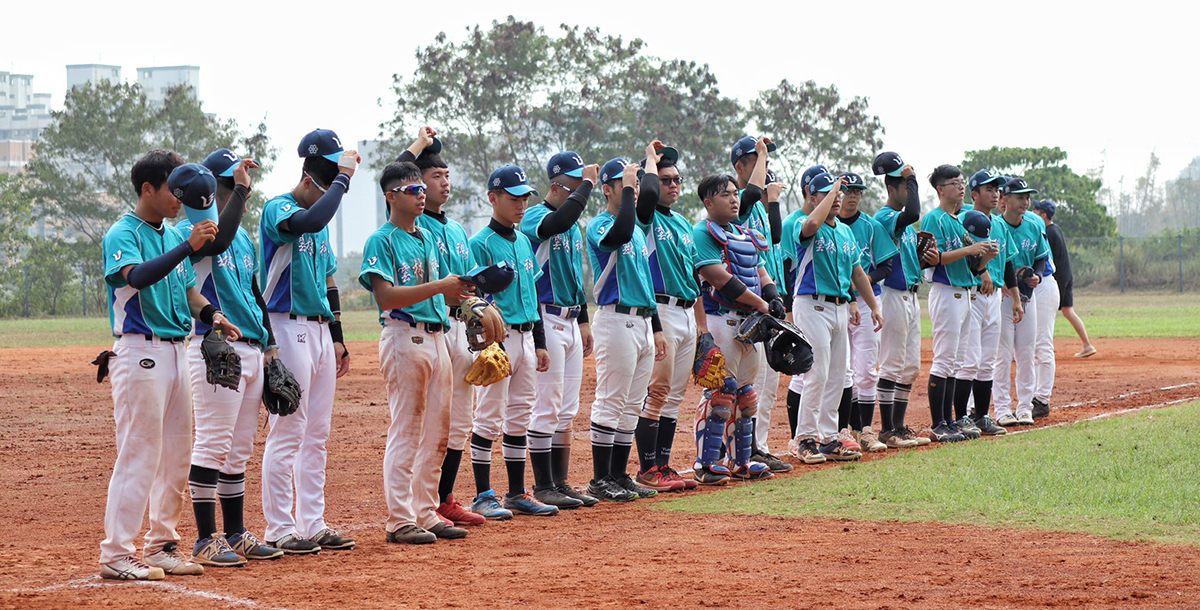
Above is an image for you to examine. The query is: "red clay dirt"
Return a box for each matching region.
[1,336,1198,609]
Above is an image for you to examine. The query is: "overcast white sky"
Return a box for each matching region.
[6,0,1196,249]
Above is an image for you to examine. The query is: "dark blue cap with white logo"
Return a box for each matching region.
[1034,199,1057,217]
[801,165,829,193]
[297,128,345,163]
[962,210,992,240]
[1002,177,1038,195]
[969,168,1005,191]
[872,151,905,177]
[488,165,538,197]
[169,163,218,224]
[808,171,837,194]
[600,158,644,185]
[547,151,585,180]
[840,172,866,190]
[729,136,777,166]
[202,148,240,178]
[465,262,516,294]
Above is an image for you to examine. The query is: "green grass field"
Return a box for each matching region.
[1,291,1192,349]
[659,400,1200,546]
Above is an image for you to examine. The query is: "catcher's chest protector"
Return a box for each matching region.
[706,220,768,310]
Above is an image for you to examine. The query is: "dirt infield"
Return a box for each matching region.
[2,336,1198,609]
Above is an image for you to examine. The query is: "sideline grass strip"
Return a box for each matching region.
[658,401,1200,546]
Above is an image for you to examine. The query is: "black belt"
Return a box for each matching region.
[408,321,447,333]
[138,334,185,343]
[614,305,654,318]
[544,304,581,319]
[447,305,463,319]
[907,284,920,293]
[236,337,262,347]
[811,295,849,305]
[289,314,330,323]
[655,294,695,308]
[509,322,536,332]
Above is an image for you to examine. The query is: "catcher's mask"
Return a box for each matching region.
[766,321,814,375]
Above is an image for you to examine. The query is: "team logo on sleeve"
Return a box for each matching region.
[368,256,378,266]
[113,249,122,261]
[282,204,292,212]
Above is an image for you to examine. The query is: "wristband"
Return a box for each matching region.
[327,287,342,316]
[329,320,345,345]
[199,304,220,325]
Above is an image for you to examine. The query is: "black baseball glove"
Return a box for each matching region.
[201,329,242,391]
[263,358,302,416]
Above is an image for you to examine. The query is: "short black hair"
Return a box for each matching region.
[657,157,677,172]
[130,149,183,197]
[698,174,737,202]
[733,153,755,172]
[413,153,448,173]
[884,174,903,192]
[380,161,422,192]
[929,164,962,188]
[302,156,339,189]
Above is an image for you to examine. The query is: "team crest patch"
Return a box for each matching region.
[954,293,962,299]
[814,305,825,312]
[297,333,306,343]
[553,325,565,331]
[308,144,319,155]
[139,359,155,369]
[412,336,424,344]
[625,321,635,329]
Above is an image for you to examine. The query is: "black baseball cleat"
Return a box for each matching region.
[750,451,793,473]
[555,483,600,507]
[532,485,585,509]
[586,476,637,502]
[612,473,658,498]
[1031,399,1050,420]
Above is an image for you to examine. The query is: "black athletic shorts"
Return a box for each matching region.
[1057,277,1073,309]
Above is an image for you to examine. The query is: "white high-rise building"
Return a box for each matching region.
[136,65,199,106]
[66,64,122,90]
[0,72,54,174]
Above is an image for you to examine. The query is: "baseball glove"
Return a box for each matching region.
[458,296,505,352]
[916,231,937,268]
[692,332,726,389]
[465,342,512,387]
[201,329,241,391]
[1015,266,1036,303]
[262,358,302,416]
[734,312,778,345]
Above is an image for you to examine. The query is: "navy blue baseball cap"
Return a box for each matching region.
[766,168,780,185]
[600,157,644,184]
[169,163,218,224]
[488,165,538,197]
[547,151,585,180]
[801,164,829,193]
[969,168,1006,191]
[840,172,867,190]
[871,151,905,177]
[962,210,992,240]
[297,128,345,163]
[202,148,240,178]
[1034,199,1057,217]
[464,262,516,294]
[808,171,837,194]
[1002,177,1039,195]
[418,136,443,159]
[729,136,778,166]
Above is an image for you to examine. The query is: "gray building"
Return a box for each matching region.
[136,65,199,105]
[0,72,54,174]
[66,64,122,90]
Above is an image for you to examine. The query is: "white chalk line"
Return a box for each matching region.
[1057,381,1198,410]
[7,575,296,609]
[1006,395,1199,437]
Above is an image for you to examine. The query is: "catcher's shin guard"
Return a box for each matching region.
[695,380,735,467]
[733,417,754,466]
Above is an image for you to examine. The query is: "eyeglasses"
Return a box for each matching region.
[940,180,966,188]
[660,176,684,186]
[388,184,428,196]
[553,182,576,194]
[305,172,327,194]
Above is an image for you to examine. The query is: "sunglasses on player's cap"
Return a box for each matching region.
[297,128,345,163]
[488,164,539,197]
[600,157,645,185]
[840,172,867,190]
[808,172,838,194]
[969,168,1006,191]
[871,151,905,177]
[1002,177,1038,195]
[729,136,779,166]
[202,148,240,178]
[547,151,586,180]
[169,163,219,224]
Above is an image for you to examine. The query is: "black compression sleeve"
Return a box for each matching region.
[283,175,349,234]
[192,184,248,258]
[600,186,637,248]
[533,319,546,350]
[252,276,276,348]
[896,176,920,230]
[577,305,589,325]
[651,312,663,334]
[717,276,748,302]
[868,257,895,284]
[1033,257,1047,275]
[537,181,592,238]
[1004,261,1016,288]
[397,151,416,163]
[767,200,782,244]
[199,304,219,325]
[327,286,341,316]
[636,174,660,226]
[738,184,764,224]
[126,241,196,290]
[329,321,345,345]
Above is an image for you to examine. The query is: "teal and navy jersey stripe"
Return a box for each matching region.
[177,221,267,343]
[587,212,656,309]
[260,194,337,318]
[103,212,197,339]
[520,203,587,307]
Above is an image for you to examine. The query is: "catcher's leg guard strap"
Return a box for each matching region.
[734,417,754,466]
[736,384,758,419]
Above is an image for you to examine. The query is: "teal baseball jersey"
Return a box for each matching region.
[984,211,1015,280]
[469,225,543,325]
[737,197,784,287]
[1024,211,1056,276]
[843,212,899,297]
[1004,213,1051,269]
[416,212,475,278]
[520,202,587,307]
[641,208,700,300]
[587,212,656,309]
[794,219,861,300]
[260,194,337,318]
[359,223,449,326]
[781,209,808,295]
[922,208,976,288]
[177,220,267,344]
[874,206,921,291]
[103,212,197,339]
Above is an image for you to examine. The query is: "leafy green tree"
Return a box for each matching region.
[960,146,1116,237]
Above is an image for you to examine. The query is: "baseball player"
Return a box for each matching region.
[362,160,479,544]
[98,150,242,580]
[1028,202,1057,419]
[781,165,827,441]
[520,150,600,508]
[836,172,898,453]
[993,177,1047,426]
[634,145,701,492]
[788,172,881,464]
[1033,200,1096,358]
[920,164,994,442]
[260,129,358,553]
[691,171,781,483]
[467,164,558,517]
[178,150,285,568]
[395,127,487,527]
[586,155,667,501]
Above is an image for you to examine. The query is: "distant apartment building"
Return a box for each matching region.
[0,72,54,174]
[136,65,199,105]
[65,64,122,90]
